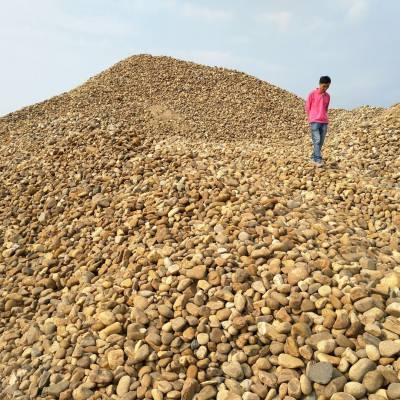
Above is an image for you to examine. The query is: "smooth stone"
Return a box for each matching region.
[278,354,304,369]
[288,267,309,285]
[181,378,200,400]
[217,391,241,400]
[387,383,400,400]
[107,349,124,369]
[72,386,94,400]
[307,362,333,384]
[386,302,400,317]
[348,359,376,382]
[379,340,400,357]
[344,382,366,399]
[365,344,380,361]
[186,265,207,280]
[133,344,150,362]
[89,369,114,384]
[363,370,384,393]
[238,232,250,241]
[196,385,217,400]
[222,361,244,380]
[331,393,356,400]
[46,380,69,396]
[242,392,260,400]
[317,339,336,354]
[98,310,116,325]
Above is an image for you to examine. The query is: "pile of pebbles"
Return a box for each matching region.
[0,55,399,400]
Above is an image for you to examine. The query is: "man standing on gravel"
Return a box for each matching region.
[305,76,331,166]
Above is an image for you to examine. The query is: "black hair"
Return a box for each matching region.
[319,76,331,84]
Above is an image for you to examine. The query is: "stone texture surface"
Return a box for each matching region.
[0,55,399,399]
[307,362,334,384]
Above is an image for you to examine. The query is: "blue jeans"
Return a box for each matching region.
[310,122,328,162]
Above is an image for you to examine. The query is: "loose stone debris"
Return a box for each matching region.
[0,55,399,400]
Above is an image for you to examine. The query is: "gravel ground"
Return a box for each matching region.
[0,55,399,400]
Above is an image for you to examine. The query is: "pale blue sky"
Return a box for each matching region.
[0,0,399,116]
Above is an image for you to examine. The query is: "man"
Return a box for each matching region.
[305,76,331,166]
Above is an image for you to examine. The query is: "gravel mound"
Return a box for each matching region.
[0,55,399,400]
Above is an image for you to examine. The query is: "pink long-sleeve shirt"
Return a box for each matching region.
[305,88,330,123]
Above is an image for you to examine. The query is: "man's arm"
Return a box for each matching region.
[305,92,313,116]
[326,95,330,111]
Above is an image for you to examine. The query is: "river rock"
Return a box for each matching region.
[348,359,376,382]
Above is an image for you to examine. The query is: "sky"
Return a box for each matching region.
[0,0,399,116]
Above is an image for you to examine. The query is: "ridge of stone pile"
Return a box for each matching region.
[0,54,307,144]
[0,55,400,400]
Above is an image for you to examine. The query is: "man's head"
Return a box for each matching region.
[319,76,331,92]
